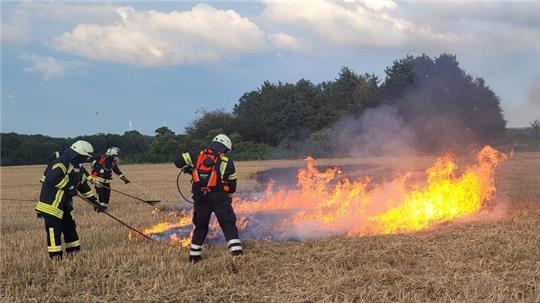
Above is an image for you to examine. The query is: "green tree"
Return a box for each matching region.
[149,126,182,161]
[120,130,150,155]
[380,53,506,151]
[186,109,236,139]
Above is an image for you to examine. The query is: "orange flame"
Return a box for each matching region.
[135,146,507,246]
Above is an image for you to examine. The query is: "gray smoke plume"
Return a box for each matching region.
[329,105,417,156]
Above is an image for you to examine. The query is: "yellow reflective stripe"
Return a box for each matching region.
[52,190,64,208]
[70,210,75,220]
[52,163,67,174]
[81,191,94,198]
[67,164,74,174]
[49,227,56,247]
[40,175,46,182]
[36,202,63,219]
[64,240,80,249]
[228,172,238,180]
[182,153,194,167]
[48,227,62,252]
[220,161,228,177]
[94,177,110,183]
[48,245,63,252]
[55,175,69,189]
[220,155,228,161]
[54,151,60,158]
[49,227,56,246]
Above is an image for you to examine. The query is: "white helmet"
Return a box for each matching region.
[70,140,94,157]
[211,134,232,151]
[106,147,120,156]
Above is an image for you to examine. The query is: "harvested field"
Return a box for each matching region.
[1,153,539,302]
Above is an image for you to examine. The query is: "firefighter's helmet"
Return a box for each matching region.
[70,140,94,157]
[106,147,120,156]
[211,134,232,151]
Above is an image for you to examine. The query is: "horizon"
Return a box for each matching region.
[2,1,539,137]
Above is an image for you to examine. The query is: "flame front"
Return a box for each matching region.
[135,146,507,246]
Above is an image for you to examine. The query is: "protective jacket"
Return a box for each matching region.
[91,154,125,183]
[174,150,237,197]
[36,151,97,219]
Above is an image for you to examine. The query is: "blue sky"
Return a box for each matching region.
[2,1,539,137]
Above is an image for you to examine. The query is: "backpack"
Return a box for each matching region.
[192,149,228,195]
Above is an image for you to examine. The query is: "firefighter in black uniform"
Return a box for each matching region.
[174,134,243,263]
[89,147,130,206]
[35,140,107,259]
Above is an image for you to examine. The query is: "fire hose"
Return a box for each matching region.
[177,169,194,204]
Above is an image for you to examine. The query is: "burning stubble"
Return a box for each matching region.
[135,146,508,246]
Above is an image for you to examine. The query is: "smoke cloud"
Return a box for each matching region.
[329,105,417,156]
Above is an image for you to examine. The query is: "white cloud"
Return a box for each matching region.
[35,2,121,24]
[270,33,310,52]
[360,0,398,11]
[405,2,540,52]
[1,6,31,45]
[52,4,268,66]
[262,0,458,51]
[20,53,85,80]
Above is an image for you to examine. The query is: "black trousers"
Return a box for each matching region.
[96,186,111,204]
[43,210,80,259]
[191,192,239,246]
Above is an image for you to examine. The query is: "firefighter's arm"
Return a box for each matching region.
[112,161,123,176]
[78,173,97,201]
[174,152,195,173]
[78,174,106,212]
[113,161,130,184]
[224,160,237,194]
[44,163,69,189]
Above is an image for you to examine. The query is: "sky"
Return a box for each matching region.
[1,1,539,137]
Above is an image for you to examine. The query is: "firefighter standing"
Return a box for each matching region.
[174,134,243,263]
[36,140,107,259]
[90,147,130,206]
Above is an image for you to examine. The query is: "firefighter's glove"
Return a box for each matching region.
[94,202,107,213]
[120,175,130,184]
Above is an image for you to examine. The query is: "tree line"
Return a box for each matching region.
[2,53,521,166]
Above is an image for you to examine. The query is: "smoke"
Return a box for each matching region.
[527,76,540,116]
[321,55,508,157]
[328,91,479,157]
[455,194,510,224]
[329,105,417,156]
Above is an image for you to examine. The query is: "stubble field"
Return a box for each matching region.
[1,153,539,302]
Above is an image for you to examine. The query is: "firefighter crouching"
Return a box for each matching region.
[174,134,243,263]
[89,147,130,206]
[36,140,107,259]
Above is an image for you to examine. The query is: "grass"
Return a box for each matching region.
[1,153,539,302]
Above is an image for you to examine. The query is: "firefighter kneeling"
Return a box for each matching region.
[35,140,107,260]
[174,134,243,263]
